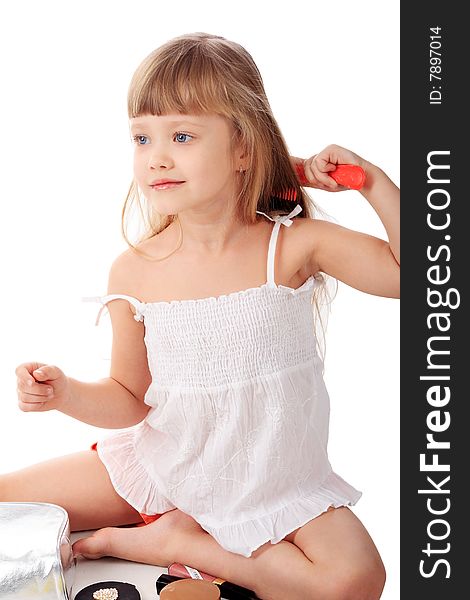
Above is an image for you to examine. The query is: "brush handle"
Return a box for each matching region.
[295,161,365,190]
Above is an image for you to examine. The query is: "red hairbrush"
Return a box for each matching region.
[294,161,365,190]
[275,159,366,202]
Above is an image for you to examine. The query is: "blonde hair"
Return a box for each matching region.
[122,32,335,356]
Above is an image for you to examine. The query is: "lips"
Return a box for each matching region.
[150,179,185,190]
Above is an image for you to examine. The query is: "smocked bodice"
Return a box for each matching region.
[140,276,316,388]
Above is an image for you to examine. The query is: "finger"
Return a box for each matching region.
[18,399,46,412]
[305,159,337,189]
[325,176,341,191]
[18,389,49,403]
[18,392,51,404]
[315,169,338,189]
[15,364,40,384]
[315,160,338,174]
[310,177,348,193]
[32,365,60,382]
[324,178,352,193]
[303,160,330,188]
[18,381,54,397]
[333,184,350,192]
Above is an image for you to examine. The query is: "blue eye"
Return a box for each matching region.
[133,134,149,145]
[174,132,193,143]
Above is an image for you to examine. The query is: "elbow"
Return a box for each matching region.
[388,244,400,268]
[389,274,400,299]
[116,405,149,429]
[389,257,400,298]
[133,400,151,425]
[381,267,400,299]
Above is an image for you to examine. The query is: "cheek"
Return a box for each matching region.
[133,154,146,184]
[201,147,235,183]
[197,163,233,192]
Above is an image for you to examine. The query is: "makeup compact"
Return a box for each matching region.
[74,581,140,600]
[158,577,220,599]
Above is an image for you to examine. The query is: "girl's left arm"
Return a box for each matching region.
[357,160,400,265]
[298,145,400,298]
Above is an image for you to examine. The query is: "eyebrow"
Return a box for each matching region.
[129,119,207,131]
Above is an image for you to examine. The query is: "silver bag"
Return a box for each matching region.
[0,502,75,599]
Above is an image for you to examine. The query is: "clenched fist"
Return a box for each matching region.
[16,362,70,412]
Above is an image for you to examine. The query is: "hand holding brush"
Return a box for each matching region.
[292,144,366,192]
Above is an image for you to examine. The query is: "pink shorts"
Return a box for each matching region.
[91,442,162,525]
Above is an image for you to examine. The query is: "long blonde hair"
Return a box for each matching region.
[122,32,335,356]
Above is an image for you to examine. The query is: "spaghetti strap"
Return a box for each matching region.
[255,203,302,287]
[82,293,145,325]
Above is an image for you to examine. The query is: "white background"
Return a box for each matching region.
[0,1,400,597]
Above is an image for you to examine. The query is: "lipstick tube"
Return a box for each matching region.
[158,571,260,600]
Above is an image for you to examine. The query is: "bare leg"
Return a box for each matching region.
[0,451,142,530]
[2,452,385,598]
[73,507,386,600]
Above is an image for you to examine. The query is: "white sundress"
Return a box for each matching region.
[90,203,361,558]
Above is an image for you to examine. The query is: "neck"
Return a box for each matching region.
[172,208,249,257]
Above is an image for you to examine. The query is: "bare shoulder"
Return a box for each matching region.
[106,229,173,297]
[290,218,349,275]
[294,215,382,255]
[287,216,341,269]
[292,215,342,239]
[107,246,144,296]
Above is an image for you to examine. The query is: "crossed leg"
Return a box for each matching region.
[0,450,142,530]
[75,506,385,600]
[0,451,386,599]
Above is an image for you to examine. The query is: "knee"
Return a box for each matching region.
[160,508,205,535]
[327,558,386,600]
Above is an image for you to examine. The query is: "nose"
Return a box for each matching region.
[147,142,174,171]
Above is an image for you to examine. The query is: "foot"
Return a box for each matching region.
[72,509,206,566]
[72,527,113,559]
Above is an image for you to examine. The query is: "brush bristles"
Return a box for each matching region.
[276,187,298,202]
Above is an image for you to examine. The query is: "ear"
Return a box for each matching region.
[235,148,251,172]
[231,125,250,171]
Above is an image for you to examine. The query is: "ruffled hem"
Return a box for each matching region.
[97,431,361,559]
[200,471,362,558]
[96,429,176,515]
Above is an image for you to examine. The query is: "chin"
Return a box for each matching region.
[149,200,180,216]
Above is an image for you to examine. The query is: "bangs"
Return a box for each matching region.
[128,42,235,118]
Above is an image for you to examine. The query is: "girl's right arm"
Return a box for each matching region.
[15,364,150,428]
[15,252,152,429]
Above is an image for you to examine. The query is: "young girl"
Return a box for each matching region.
[4,33,399,600]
